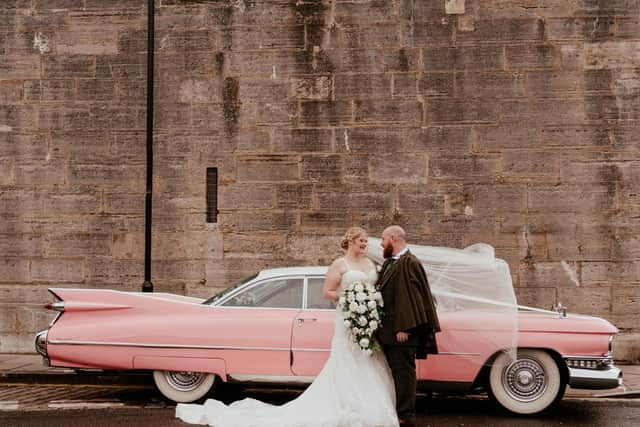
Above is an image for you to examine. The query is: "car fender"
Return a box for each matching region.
[133,356,227,381]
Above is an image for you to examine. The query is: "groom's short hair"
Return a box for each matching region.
[385,225,406,242]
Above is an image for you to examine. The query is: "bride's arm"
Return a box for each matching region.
[323,259,343,302]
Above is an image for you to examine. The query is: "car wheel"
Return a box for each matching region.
[488,349,565,415]
[153,370,216,403]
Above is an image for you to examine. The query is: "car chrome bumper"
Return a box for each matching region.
[35,329,49,361]
[568,366,623,390]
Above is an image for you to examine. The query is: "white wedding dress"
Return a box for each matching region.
[175,262,399,427]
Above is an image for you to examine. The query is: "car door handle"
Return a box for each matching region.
[297,318,317,326]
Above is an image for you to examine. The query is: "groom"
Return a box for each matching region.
[375,225,440,425]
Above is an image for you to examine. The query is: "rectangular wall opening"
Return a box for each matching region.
[206,167,218,223]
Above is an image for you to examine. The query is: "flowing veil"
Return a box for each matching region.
[367,237,518,360]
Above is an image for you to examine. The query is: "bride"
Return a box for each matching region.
[175,226,399,427]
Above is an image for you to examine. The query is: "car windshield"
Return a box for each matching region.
[201,273,259,305]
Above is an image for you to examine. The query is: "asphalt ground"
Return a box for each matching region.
[1,391,640,427]
[1,353,639,400]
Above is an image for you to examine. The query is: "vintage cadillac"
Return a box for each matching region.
[35,242,623,415]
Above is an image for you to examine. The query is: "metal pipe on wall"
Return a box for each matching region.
[142,0,155,292]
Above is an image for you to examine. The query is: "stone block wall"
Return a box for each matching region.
[0,0,638,360]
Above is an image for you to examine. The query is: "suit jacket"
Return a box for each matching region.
[376,251,440,358]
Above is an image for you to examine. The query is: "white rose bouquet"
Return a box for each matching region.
[337,280,384,356]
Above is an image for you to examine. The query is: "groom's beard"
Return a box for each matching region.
[382,244,393,259]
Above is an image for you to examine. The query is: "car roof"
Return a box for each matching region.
[254,266,328,280]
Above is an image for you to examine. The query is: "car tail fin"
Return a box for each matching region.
[44,288,132,312]
[45,289,64,311]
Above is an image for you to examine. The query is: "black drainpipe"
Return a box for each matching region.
[142,0,155,292]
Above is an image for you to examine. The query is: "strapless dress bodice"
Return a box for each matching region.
[340,267,378,291]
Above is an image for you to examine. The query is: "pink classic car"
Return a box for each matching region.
[35,266,622,415]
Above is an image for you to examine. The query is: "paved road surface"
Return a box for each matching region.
[1,383,639,426]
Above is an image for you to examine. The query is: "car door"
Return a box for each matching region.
[417,310,509,383]
[216,276,304,378]
[290,276,335,376]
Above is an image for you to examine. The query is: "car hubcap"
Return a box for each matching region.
[164,371,208,392]
[502,358,547,402]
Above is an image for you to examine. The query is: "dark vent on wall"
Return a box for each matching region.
[206,167,218,223]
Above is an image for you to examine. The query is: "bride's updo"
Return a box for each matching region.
[340,226,367,250]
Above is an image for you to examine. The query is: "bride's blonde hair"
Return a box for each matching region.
[340,227,367,250]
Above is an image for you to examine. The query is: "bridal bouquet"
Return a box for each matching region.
[338,281,384,356]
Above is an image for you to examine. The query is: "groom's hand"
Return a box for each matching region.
[396,331,409,343]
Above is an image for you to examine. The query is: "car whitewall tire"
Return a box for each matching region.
[153,370,216,403]
[488,349,564,415]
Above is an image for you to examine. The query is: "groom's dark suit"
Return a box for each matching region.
[376,250,440,421]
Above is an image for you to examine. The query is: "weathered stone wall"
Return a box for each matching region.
[1,0,638,359]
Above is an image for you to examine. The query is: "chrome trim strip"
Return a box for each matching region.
[49,312,62,326]
[302,277,309,310]
[47,339,484,357]
[568,366,623,390]
[563,355,613,361]
[228,374,315,384]
[47,339,289,352]
[438,352,482,356]
[288,350,482,356]
[47,339,481,357]
[302,275,328,310]
[211,306,302,312]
